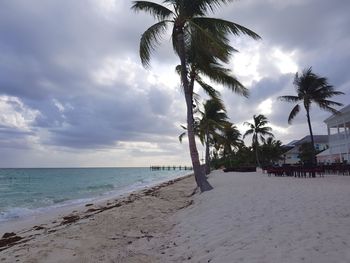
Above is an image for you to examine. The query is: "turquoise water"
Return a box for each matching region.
[0,167,191,222]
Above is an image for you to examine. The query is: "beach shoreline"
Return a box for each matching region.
[1,170,350,262]
[0,170,193,235]
[0,172,194,245]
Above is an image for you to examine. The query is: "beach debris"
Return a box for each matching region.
[2,233,16,239]
[33,225,46,231]
[86,208,99,213]
[0,233,23,248]
[61,215,80,225]
[85,203,94,207]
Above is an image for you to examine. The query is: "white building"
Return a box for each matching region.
[283,135,328,164]
[318,104,350,163]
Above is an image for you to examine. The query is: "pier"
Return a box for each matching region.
[150,165,193,171]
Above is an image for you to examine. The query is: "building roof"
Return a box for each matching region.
[285,140,299,147]
[283,135,328,155]
[324,104,350,124]
[294,135,328,145]
[284,146,299,155]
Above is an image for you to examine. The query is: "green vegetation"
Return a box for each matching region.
[298,142,315,165]
[259,137,283,165]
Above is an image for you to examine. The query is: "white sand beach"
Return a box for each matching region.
[1,170,350,262]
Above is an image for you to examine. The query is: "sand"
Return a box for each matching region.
[1,171,350,262]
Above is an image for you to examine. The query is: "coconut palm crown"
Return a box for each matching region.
[278,67,344,164]
[243,114,274,167]
[132,0,260,192]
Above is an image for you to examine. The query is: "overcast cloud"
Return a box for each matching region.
[0,0,349,167]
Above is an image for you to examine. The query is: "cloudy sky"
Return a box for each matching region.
[0,0,349,167]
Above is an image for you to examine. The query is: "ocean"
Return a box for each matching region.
[0,167,192,223]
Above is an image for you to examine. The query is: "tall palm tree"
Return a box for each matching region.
[243,114,273,167]
[278,67,344,164]
[132,0,260,192]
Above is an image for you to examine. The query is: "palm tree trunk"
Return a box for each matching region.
[176,27,213,192]
[255,145,261,167]
[305,109,317,165]
[254,135,261,167]
[205,128,210,175]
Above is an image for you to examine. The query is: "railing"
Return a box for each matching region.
[329,131,349,143]
[263,164,350,177]
[150,165,193,171]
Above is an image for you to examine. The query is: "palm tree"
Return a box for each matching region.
[216,122,243,166]
[179,98,228,175]
[132,0,260,192]
[243,114,274,167]
[199,99,228,174]
[278,67,344,164]
[260,137,283,165]
[213,121,244,166]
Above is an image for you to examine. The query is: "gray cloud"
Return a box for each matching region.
[0,0,349,166]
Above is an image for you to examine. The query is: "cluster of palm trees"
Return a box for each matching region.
[179,101,284,173]
[180,66,345,173]
[132,1,344,192]
[178,98,242,175]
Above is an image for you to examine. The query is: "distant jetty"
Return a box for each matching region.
[150,165,193,171]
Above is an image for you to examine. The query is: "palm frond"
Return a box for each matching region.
[195,75,221,100]
[243,129,254,139]
[200,64,249,97]
[187,20,234,63]
[288,104,300,124]
[131,1,174,21]
[259,135,266,144]
[316,100,343,114]
[185,0,236,16]
[139,21,170,67]
[178,131,187,143]
[259,129,274,137]
[318,86,345,98]
[192,17,261,40]
[180,124,187,130]
[278,95,300,103]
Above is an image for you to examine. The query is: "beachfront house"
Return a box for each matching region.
[282,135,328,164]
[317,104,350,163]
